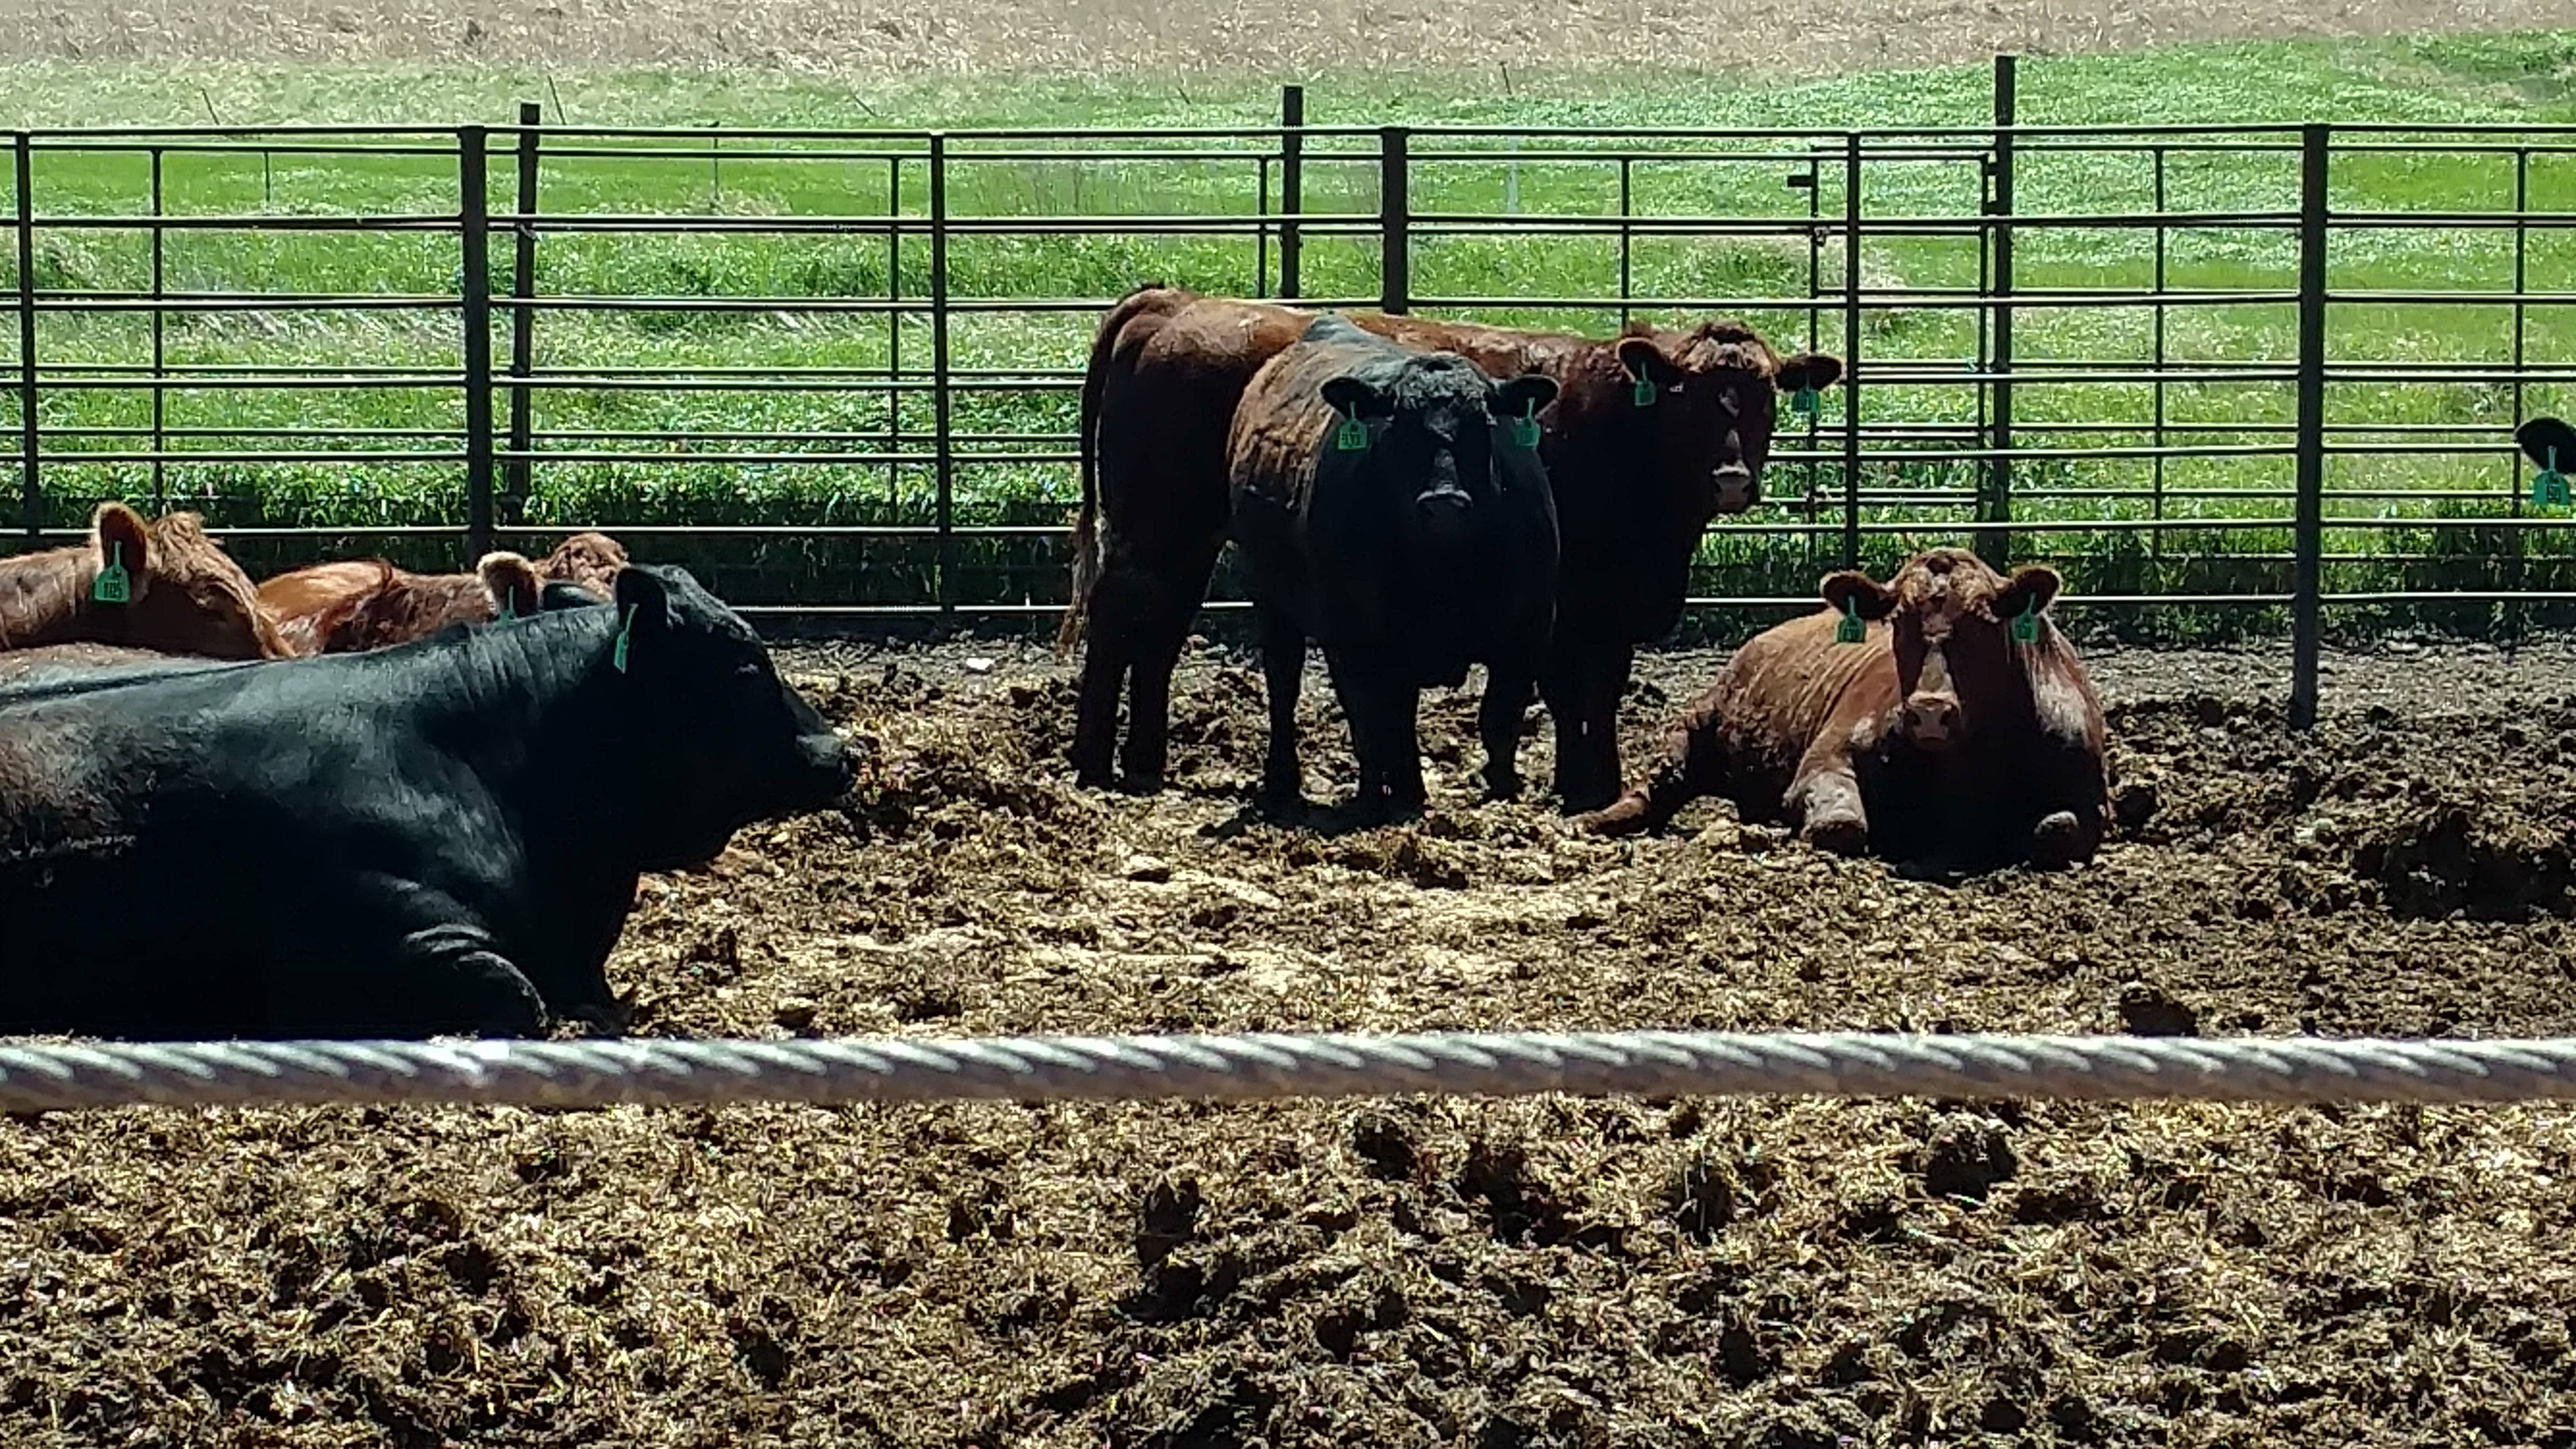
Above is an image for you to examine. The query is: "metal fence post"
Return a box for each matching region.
[148,147,166,515]
[2289,123,2329,731]
[930,133,955,619]
[1279,85,1303,300]
[459,125,496,564]
[1979,53,2017,569]
[504,101,541,528]
[1840,132,1863,572]
[1379,126,1409,315]
[14,133,38,542]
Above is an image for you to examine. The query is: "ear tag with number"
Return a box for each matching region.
[1507,400,1540,449]
[1834,596,1864,645]
[1334,416,1368,452]
[1791,385,1821,417]
[92,543,131,605]
[1631,376,1657,409]
[2010,594,2039,644]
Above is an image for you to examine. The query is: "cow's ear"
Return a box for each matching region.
[1775,352,1843,396]
[1320,375,1389,421]
[1490,374,1558,418]
[1996,564,2063,619]
[475,551,543,621]
[93,502,152,592]
[539,581,601,613]
[610,567,674,671]
[2519,416,2576,471]
[1615,336,1681,389]
[1821,569,1896,620]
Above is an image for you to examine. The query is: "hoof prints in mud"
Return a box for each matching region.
[5,637,2576,1446]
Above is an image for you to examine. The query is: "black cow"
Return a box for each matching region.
[0,564,851,1039]
[1226,315,1561,822]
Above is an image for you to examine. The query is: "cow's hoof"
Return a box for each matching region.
[1805,815,1870,857]
[1116,771,1168,797]
[2029,810,2086,870]
[1480,771,1524,805]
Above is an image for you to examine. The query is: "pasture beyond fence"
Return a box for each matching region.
[5,57,2576,722]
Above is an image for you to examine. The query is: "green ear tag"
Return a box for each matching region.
[2010,595,2039,644]
[1834,596,1864,645]
[1791,385,1821,417]
[611,603,637,673]
[2535,446,2570,509]
[1508,401,1540,449]
[1631,376,1657,409]
[1334,416,1369,452]
[92,543,131,605]
[497,591,517,621]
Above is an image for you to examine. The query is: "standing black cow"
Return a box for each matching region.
[1226,315,1561,822]
[0,564,851,1039]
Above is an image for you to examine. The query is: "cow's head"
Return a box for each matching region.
[1319,350,1558,560]
[97,504,295,660]
[1613,321,1841,523]
[539,531,630,600]
[1822,548,2059,755]
[597,564,852,870]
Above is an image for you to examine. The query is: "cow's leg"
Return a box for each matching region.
[1257,609,1307,815]
[281,885,552,1037]
[1561,644,1634,815]
[1067,563,1138,791]
[1538,649,1588,810]
[1477,657,1537,803]
[2028,808,2100,870]
[1788,757,1871,857]
[1382,680,1429,821]
[1119,545,1221,794]
[1323,645,1387,820]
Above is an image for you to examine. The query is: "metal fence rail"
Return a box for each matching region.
[7,57,2576,721]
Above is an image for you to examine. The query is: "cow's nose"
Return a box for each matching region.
[1903,694,1961,746]
[1712,465,1757,513]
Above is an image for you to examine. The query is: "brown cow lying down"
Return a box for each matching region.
[260,531,629,655]
[1574,548,2111,872]
[0,501,290,659]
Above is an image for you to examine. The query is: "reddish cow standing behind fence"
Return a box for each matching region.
[1574,548,2111,872]
[259,532,630,656]
[0,502,291,661]
[1057,283,1840,809]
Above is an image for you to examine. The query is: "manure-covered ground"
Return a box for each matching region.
[4,632,2576,1447]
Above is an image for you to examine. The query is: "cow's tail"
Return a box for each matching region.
[1056,283,1188,658]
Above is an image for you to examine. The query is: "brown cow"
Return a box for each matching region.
[260,531,629,655]
[1573,548,2110,872]
[0,501,290,660]
[1058,284,1841,807]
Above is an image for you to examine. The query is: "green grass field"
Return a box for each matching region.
[8,33,2576,637]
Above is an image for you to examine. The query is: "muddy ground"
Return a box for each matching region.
[4,631,2576,1446]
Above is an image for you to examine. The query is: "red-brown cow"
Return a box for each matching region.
[1573,548,2111,872]
[0,501,290,660]
[259,532,629,656]
[1057,283,1840,808]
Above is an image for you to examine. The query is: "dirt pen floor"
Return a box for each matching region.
[4,630,2576,1446]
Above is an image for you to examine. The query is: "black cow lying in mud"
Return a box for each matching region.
[1226,315,1562,822]
[1574,547,2111,872]
[0,565,851,1039]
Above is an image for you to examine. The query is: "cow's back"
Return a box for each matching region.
[1096,296,1312,550]
[1705,609,1902,818]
